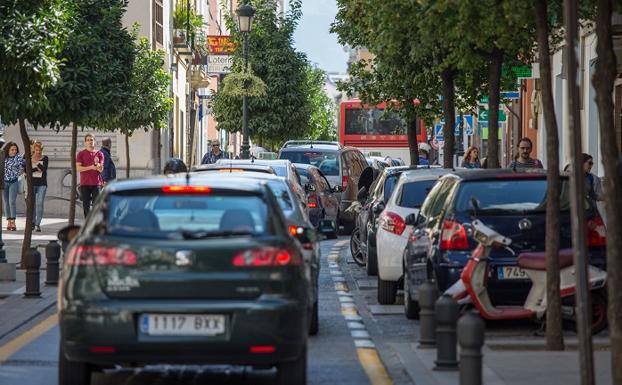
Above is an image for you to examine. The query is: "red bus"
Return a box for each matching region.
[339,99,426,164]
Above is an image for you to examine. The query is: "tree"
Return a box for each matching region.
[103,35,172,178]
[0,0,70,262]
[212,0,311,150]
[592,0,622,381]
[35,0,135,225]
[306,66,336,141]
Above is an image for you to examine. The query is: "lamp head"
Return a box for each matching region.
[236,4,255,33]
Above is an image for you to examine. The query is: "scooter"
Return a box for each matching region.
[445,219,608,334]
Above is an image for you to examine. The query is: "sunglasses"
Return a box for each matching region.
[212,144,220,147]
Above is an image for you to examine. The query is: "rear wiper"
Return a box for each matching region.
[179,230,254,239]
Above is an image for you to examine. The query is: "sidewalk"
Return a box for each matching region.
[0,217,70,341]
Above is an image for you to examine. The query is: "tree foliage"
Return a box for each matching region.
[306,66,336,141]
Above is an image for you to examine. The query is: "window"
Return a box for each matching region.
[397,180,437,209]
[280,151,340,176]
[344,107,406,135]
[152,0,164,47]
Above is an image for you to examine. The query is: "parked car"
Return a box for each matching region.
[403,169,607,318]
[57,174,310,385]
[293,163,340,239]
[193,163,276,175]
[278,140,368,234]
[375,168,450,305]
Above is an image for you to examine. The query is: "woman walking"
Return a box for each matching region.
[461,146,482,168]
[3,142,25,231]
[31,141,48,232]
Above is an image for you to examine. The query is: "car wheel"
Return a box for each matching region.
[309,301,319,336]
[276,344,307,385]
[58,345,92,385]
[366,236,377,276]
[377,276,397,305]
[404,272,420,320]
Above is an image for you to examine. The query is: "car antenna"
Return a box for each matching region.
[185,168,191,185]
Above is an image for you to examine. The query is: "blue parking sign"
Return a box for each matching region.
[435,123,444,141]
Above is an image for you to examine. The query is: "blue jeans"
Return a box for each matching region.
[34,185,47,226]
[3,180,18,219]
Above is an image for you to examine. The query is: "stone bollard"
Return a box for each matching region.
[45,240,61,285]
[24,248,41,297]
[458,311,485,385]
[417,281,439,348]
[434,294,459,371]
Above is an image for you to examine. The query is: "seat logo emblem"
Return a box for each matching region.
[518,218,532,231]
[175,250,193,266]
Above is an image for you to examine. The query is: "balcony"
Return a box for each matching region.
[191,66,210,89]
[173,29,192,56]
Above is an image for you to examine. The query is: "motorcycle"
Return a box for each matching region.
[445,219,608,334]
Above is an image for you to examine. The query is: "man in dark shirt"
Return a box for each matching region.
[509,137,543,169]
[100,138,116,185]
[201,139,229,164]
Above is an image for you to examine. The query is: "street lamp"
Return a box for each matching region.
[236,3,255,160]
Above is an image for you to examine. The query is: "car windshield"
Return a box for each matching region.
[383,175,399,202]
[397,180,437,208]
[265,180,294,213]
[280,151,340,176]
[455,179,556,214]
[107,194,268,236]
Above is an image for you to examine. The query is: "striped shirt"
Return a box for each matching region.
[509,158,543,169]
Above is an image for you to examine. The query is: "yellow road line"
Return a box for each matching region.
[357,348,393,385]
[0,313,58,363]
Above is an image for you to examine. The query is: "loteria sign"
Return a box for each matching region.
[207,36,236,55]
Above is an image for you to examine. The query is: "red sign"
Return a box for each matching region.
[207,36,236,55]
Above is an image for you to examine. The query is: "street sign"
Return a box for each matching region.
[478,107,506,122]
[435,123,444,142]
[207,55,233,74]
[479,91,520,104]
[207,36,236,55]
[512,66,532,78]
[454,115,473,136]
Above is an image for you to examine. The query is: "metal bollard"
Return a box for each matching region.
[458,311,485,385]
[24,248,41,297]
[45,240,61,285]
[434,294,459,370]
[417,281,439,348]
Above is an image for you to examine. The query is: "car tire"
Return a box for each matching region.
[366,236,377,276]
[58,345,92,385]
[276,344,307,385]
[404,273,420,320]
[309,301,319,336]
[377,276,397,305]
[566,290,608,335]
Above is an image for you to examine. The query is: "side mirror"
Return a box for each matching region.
[57,225,81,251]
[356,186,368,201]
[405,213,418,226]
[372,202,385,215]
[305,183,316,193]
[333,185,344,193]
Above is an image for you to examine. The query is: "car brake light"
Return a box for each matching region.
[250,345,276,354]
[65,245,137,266]
[308,193,318,209]
[380,211,406,235]
[587,216,606,247]
[232,247,300,266]
[162,186,212,194]
[90,346,117,353]
[342,175,349,189]
[288,226,304,236]
[440,220,469,250]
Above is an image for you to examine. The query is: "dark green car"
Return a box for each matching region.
[58,175,310,385]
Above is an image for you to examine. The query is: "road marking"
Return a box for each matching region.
[0,313,57,364]
[357,348,392,385]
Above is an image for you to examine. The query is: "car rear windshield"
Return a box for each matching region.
[265,180,294,213]
[454,179,582,214]
[397,180,437,208]
[280,151,340,176]
[107,193,268,236]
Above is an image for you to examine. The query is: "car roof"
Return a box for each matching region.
[383,165,443,175]
[399,167,455,182]
[280,144,340,151]
[104,174,269,194]
[443,168,554,181]
[217,159,291,167]
[192,163,276,174]
[292,163,319,170]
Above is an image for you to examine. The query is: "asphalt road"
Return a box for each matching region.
[0,238,375,385]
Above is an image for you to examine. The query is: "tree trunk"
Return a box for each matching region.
[405,101,419,166]
[125,133,130,179]
[69,122,78,226]
[154,123,161,174]
[593,0,622,382]
[487,48,503,168]
[440,69,455,168]
[18,119,34,265]
[535,0,564,351]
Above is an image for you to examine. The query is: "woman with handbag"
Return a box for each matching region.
[31,141,48,232]
[3,142,25,231]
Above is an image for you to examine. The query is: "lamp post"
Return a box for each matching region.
[236,3,255,160]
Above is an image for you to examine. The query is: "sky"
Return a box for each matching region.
[293,0,348,74]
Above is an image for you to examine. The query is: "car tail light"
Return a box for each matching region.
[250,345,276,354]
[65,245,137,266]
[90,346,117,353]
[342,175,349,189]
[308,193,318,209]
[288,226,304,236]
[379,211,406,235]
[440,220,469,250]
[162,185,212,194]
[232,247,300,267]
[587,216,606,247]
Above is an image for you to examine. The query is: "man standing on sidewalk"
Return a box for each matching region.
[201,139,229,164]
[100,137,116,185]
[76,133,104,217]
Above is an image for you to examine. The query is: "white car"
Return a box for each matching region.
[375,169,447,304]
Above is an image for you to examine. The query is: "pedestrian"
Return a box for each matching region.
[201,140,229,164]
[163,158,187,174]
[582,153,603,201]
[509,137,543,169]
[418,142,431,166]
[30,140,48,232]
[76,133,104,218]
[100,137,116,185]
[3,142,24,231]
[461,146,482,168]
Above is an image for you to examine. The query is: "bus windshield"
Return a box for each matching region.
[344,108,406,135]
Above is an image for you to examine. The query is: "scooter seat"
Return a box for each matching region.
[516,248,575,271]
